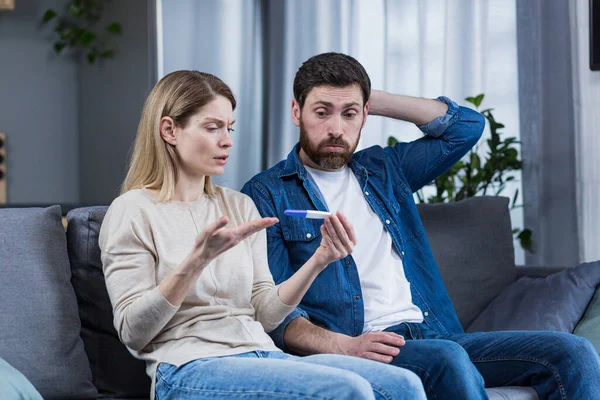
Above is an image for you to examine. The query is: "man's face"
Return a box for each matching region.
[293,84,368,171]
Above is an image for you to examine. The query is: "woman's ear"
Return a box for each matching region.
[160,116,177,145]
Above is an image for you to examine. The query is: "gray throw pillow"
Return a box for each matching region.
[0,206,97,399]
[67,206,151,398]
[468,261,600,333]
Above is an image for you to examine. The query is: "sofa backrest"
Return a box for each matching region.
[67,206,150,398]
[417,196,517,330]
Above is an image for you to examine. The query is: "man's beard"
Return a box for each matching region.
[299,120,360,170]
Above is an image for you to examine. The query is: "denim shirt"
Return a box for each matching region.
[241,97,485,351]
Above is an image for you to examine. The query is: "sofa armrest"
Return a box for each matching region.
[516,265,568,278]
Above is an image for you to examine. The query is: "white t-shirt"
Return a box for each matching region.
[306,166,423,333]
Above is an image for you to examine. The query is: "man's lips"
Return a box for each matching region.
[322,145,346,152]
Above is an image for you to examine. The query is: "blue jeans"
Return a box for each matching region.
[155,350,426,400]
[385,322,600,400]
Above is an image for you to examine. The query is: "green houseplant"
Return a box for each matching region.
[388,94,533,252]
[41,0,121,64]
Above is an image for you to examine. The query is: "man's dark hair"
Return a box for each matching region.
[293,52,371,109]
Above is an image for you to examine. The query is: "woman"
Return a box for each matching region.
[99,70,425,400]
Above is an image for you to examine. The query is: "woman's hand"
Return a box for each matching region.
[313,211,357,268]
[185,216,279,272]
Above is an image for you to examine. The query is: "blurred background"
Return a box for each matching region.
[0,0,599,267]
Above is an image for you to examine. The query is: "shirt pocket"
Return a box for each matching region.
[280,217,323,271]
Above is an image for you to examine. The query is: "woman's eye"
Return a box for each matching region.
[227,128,235,133]
[207,127,219,133]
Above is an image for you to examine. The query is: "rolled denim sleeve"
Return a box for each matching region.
[386,96,485,192]
[268,307,310,351]
[417,96,460,137]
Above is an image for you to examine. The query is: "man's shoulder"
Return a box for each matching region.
[245,159,288,188]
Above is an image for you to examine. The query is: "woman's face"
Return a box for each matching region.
[168,95,235,177]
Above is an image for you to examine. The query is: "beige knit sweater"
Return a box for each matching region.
[99,188,296,398]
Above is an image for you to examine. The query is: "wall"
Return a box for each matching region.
[79,0,155,205]
[0,0,79,204]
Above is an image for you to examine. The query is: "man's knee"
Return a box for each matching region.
[546,332,599,362]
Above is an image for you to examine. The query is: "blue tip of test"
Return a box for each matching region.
[284,210,307,217]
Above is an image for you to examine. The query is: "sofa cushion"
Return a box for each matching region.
[416,196,517,330]
[572,282,600,353]
[468,261,600,333]
[67,206,151,398]
[0,357,43,400]
[0,206,97,399]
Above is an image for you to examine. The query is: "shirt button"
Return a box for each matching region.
[306,233,312,239]
[424,312,429,317]
[346,260,351,266]
[354,295,360,300]
[385,219,390,224]
[365,191,370,196]
[401,250,405,256]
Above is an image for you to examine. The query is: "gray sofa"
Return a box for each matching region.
[0,196,576,399]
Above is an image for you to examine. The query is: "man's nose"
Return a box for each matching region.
[328,115,343,137]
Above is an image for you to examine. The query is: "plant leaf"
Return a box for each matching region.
[68,3,83,17]
[87,52,97,64]
[388,136,398,147]
[42,9,57,24]
[107,22,122,34]
[53,42,66,54]
[100,49,114,58]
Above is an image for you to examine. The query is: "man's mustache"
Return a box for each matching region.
[319,138,349,149]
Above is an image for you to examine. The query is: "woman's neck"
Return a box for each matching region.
[172,174,207,202]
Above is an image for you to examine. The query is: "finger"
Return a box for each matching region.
[363,351,395,364]
[235,217,279,239]
[368,342,401,357]
[370,332,405,347]
[324,216,345,253]
[330,212,354,254]
[198,216,229,240]
[337,211,357,246]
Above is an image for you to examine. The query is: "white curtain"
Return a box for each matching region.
[570,0,600,263]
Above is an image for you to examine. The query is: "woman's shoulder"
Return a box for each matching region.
[214,186,259,218]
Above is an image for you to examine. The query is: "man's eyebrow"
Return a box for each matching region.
[313,100,361,108]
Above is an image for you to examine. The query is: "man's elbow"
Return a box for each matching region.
[463,108,486,147]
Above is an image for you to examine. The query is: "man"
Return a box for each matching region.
[241,52,600,399]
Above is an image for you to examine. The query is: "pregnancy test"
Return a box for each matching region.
[284,210,332,219]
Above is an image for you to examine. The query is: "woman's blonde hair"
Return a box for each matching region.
[121,70,236,201]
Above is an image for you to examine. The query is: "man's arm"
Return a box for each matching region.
[368,90,448,125]
[369,90,486,193]
[285,317,405,364]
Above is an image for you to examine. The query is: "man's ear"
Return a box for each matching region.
[291,99,301,127]
[160,116,177,146]
[362,101,369,128]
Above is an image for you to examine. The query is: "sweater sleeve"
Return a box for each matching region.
[99,196,179,352]
[245,201,297,333]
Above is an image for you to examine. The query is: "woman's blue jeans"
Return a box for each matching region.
[155,350,426,400]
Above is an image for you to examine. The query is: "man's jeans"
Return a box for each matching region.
[386,322,600,400]
[155,350,426,400]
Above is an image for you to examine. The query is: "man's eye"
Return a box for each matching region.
[316,111,327,117]
[345,113,357,118]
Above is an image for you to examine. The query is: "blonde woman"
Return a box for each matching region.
[99,70,425,400]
